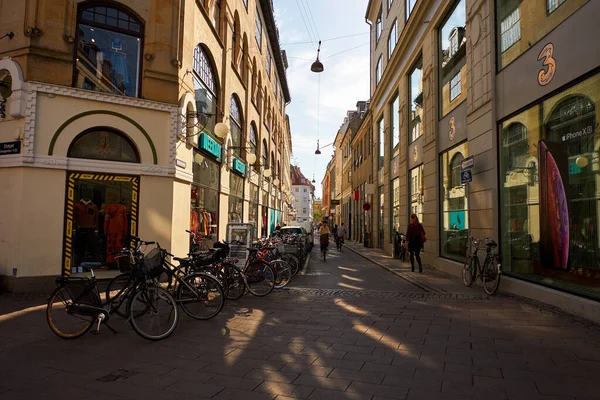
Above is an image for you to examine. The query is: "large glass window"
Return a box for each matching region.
[74,4,143,97]
[68,129,139,163]
[439,0,466,118]
[440,142,469,261]
[193,45,218,135]
[496,0,589,70]
[406,0,418,20]
[379,185,385,248]
[500,73,600,300]
[409,58,423,143]
[409,165,424,223]
[229,174,244,222]
[230,95,243,153]
[390,94,400,153]
[378,116,384,169]
[392,178,400,237]
[388,19,397,60]
[249,183,260,235]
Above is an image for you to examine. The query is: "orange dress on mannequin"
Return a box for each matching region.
[104,204,128,263]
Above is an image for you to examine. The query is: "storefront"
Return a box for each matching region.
[391,178,400,237]
[499,72,600,301]
[191,138,221,249]
[228,162,245,223]
[248,183,259,236]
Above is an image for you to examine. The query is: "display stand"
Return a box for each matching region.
[227,223,255,267]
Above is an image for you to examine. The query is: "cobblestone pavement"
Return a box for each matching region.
[0,246,599,400]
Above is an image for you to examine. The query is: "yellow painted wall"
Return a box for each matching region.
[138,175,174,251]
[171,179,192,258]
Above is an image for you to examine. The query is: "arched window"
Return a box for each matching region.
[503,122,528,171]
[249,123,258,168]
[229,95,243,154]
[547,95,595,157]
[68,128,139,163]
[262,139,268,170]
[450,152,464,189]
[193,45,218,134]
[74,3,144,97]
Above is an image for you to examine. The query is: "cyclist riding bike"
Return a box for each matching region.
[319,222,331,260]
[336,222,346,250]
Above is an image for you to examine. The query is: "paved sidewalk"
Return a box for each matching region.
[342,240,470,294]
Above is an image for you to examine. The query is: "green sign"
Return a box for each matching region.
[232,156,247,176]
[198,133,221,160]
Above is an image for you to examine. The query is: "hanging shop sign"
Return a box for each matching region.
[232,156,247,176]
[0,141,20,155]
[330,199,340,206]
[363,202,371,211]
[198,133,222,160]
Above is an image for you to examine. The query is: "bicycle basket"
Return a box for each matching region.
[142,248,165,278]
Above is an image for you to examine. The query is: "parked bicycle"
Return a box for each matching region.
[462,236,502,295]
[47,237,178,341]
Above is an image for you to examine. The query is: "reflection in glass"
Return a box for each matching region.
[378,117,384,169]
[410,165,424,223]
[391,94,399,152]
[439,0,466,117]
[392,178,400,237]
[499,74,600,300]
[230,95,243,151]
[68,129,139,163]
[229,174,244,222]
[440,142,469,261]
[409,59,423,143]
[193,46,217,135]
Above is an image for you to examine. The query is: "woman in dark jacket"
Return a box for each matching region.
[406,213,425,273]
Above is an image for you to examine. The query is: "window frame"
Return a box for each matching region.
[376,7,383,42]
[376,56,383,85]
[388,19,398,60]
[450,72,461,102]
[500,7,521,53]
[406,0,418,21]
[255,10,263,51]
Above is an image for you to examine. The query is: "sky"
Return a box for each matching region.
[273,0,371,199]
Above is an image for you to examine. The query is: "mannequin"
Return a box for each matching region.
[104,201,128,264]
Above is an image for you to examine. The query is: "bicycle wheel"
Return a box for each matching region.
[271,260,292,289]
[462,256,476,287]
[177,273,224,320]
[105,273,133,318]
[221,263,245,300]
[127,285,178,341]
[483,258,501,295]
[47,285,96,339]
[245,261,275,297]
[282,254,300,276]
[195,266,229,299]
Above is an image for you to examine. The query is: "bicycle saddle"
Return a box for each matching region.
[485,240,497,248]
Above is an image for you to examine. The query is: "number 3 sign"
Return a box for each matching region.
[537,43,556,86]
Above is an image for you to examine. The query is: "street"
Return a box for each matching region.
[0,244,599,400]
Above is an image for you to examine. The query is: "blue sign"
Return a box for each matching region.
[232,156,247,176]
[198,133,221,160]
[460,169,472,184]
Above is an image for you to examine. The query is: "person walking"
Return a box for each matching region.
[336,222,346,250]
[406,214,426,273]
[319,221,331,260]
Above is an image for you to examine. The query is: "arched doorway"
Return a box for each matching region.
[63,128,140,276]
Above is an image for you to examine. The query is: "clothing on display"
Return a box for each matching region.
[74,199,98,229]
[104,204,128,263]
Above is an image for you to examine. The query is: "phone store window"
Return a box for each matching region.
[499,73,600,300]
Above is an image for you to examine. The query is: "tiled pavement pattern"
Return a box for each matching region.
[1,247,599,400]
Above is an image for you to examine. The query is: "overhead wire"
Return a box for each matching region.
[295,0,316,49]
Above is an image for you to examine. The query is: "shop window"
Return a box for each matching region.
[547,0,566,14]
[500,7,520,52]
[406,0,418,20]
[63,173,138,277]
[388,19,397,60]
[391,178,400,241]
[193,45,218,135]
[230,95,243,154]
[440,142,469,262]
[74,3,143,97]
[249,183,259,234]
[409,58,423,143]
[496,0,589,70]
[409,165,424,223]
[439,0,466,117]
[229,173,244,222]
[376,57,382,86]
[191,150,220,245]
[499,73,600,300]
[450,73,461,102]
[376,8,382,42]
[68,128,139,163]
[390,93,400,153]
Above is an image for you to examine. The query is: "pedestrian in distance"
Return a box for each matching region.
[319,221,331,261]
[406,213,426,273]
[336,222,346,250]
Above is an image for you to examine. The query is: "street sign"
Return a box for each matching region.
[460,169,473,184]
[0,141,20,156]
[461,156,474,171]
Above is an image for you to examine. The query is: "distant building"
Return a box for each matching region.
[290,166,314,230]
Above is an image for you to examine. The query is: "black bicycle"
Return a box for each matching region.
[462,236,502,295]
[47,238,178,341]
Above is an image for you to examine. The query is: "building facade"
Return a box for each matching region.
[290,166,315,230]
[364,0,599,318]
[0,0,293,291]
